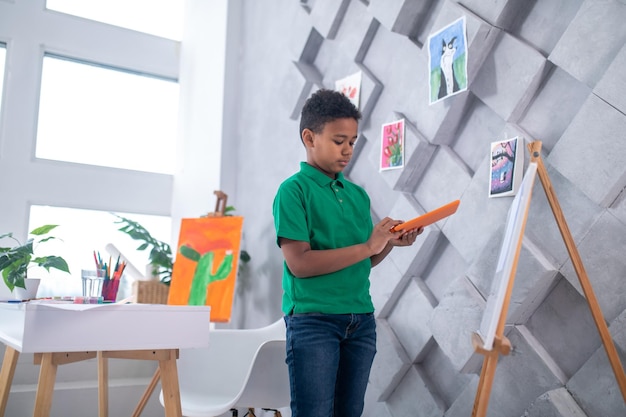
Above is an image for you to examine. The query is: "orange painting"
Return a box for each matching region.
[167,216,243,322]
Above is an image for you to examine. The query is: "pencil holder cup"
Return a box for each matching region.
[102,279,120,302]
[81,269,105,298]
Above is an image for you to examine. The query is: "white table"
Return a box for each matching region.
[0,302,211,417]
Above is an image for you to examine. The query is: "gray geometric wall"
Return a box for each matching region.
[226,1,626,416]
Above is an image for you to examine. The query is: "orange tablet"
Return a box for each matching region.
[391,199,460,232]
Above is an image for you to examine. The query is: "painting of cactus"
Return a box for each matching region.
[167,216,243,322]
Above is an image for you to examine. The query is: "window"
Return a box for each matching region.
[36,55,179,174]
[46,0,184,41]
[29,205,172,299]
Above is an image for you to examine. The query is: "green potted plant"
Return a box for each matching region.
[0,224,70,298]
[112,214,174,284]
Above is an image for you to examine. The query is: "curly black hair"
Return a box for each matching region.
[299,89,361,141]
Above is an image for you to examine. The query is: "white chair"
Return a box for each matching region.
[161,318,290,417]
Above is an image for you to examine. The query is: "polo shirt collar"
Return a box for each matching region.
[300,162,345,188]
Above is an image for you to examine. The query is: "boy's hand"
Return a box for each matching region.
[390,227,423,246]
[367,217,404,255]
[368,219,424,267]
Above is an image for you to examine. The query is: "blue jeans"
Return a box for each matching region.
[284,313,377,417]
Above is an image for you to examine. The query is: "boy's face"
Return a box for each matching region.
[302,117,358,178]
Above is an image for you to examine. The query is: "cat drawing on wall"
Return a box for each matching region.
[438,37,459,99]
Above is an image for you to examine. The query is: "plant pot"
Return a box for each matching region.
[133,280,169,304]
[13,278,41,300]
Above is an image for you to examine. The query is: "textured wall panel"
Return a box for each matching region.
[472,32,549,122]
[370,319,413,401]
[422,239,467,302]
[549,0,626,87]
[393,116,437,191]
[517,67,591,152]
[368,0,436,39]
[430,276,484,371]
[523,161,603,267]
[548,94,626,206]
[370,253,410,314]
[334,0,379,60]
[229,0,626,415]
[594,43,626,114]
[419,344,473,408]
[559,212,626,322]
[307,0,351,39]
[525,278,602,378]
[456,0,529,28]
[452,96,505,172]
[412,145,472,215]
[566,309,626,416]
[386,365,445,417]
[495,241,558,325]
[510,0,583,56]
[387,278,436,362]
[523,387,588,417]
[610,187,626,226]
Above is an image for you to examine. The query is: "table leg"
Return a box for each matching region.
[131,368,161,417]
[158,350,182,417]
[33,353,57,417]
[102,349,180,417]
[97,352,108,417]
[0,347,19,417]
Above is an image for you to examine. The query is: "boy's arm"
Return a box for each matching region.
[280,239,373,277]
[370,227,422,267]
[280,217,404,278]
[370,242,394,267]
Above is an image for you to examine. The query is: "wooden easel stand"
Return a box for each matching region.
[134,190,229,416]
[471,141,626,416]
[206,190,228,217]
[529,141,626,402]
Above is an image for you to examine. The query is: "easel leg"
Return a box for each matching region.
[33,353,57,417]
[0,347,19,417]
[472,353,498,417]
[97,352,108,417]
[530,141,626,403]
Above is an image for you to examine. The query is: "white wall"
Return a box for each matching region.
[170,0,228,244]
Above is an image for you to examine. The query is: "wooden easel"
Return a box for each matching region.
[205,190,228,217]
[471,140,626,416]
[132,190,228,417]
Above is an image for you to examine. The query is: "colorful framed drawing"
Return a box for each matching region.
[489,137,524,198]
[335,70,362,109]
[428,16,468,105]
[380,119,405,171]
[167,216,243,322]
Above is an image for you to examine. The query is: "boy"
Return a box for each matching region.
[273,89,422,417]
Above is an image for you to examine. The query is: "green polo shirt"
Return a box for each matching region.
[273,162,374,315]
